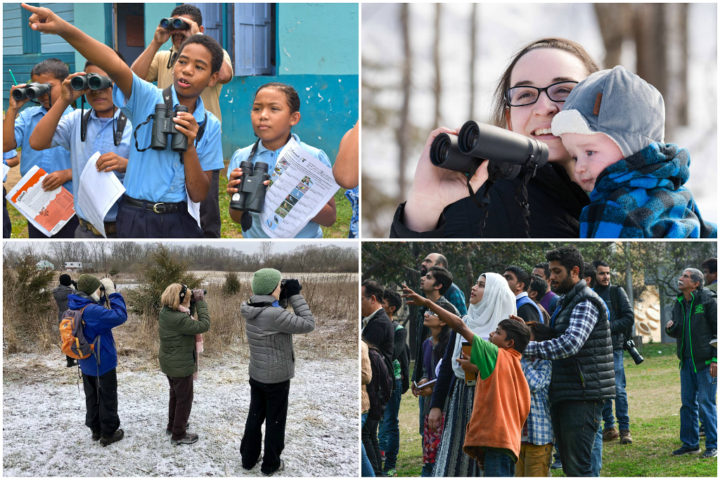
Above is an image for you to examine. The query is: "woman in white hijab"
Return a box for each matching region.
[404,272,516,476]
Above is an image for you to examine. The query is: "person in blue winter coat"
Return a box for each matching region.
[68,274,128,446]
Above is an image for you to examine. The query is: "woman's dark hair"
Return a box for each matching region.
[171,4,203,26]
[31,58,69,81]
[490,37,600,127]
[255,82,301,113]
[178,34,223,74]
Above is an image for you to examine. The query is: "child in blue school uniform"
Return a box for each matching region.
[29,59,131,238]
[226,83,337,238]
[2,57,78,238]
[22,3,225,238]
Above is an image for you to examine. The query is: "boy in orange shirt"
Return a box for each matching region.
[403,284,531,476]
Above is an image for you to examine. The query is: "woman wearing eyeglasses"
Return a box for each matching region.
[391,38,599,238]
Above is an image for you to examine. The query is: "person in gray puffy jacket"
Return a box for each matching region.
[240,268,315,476]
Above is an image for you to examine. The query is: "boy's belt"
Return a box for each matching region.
[78,218,117,236]
[123,195,185,214]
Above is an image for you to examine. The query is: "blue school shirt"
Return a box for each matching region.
[51,108,131,223]
[14,105,73,192]
[112,73,224,203]
[226,133,331,238]
[3,150,17,182]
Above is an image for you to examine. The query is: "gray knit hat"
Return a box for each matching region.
[551,65,665,158]
[251,268,282,295]
[77,274,102,295]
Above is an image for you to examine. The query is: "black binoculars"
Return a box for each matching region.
[229,161,270,213]
[190,289,207,303]
[12,83,51,101]
[623,338,644,365]
[159,17,190,30]
[430,121,549,180]
[70,73,112,91]
[150,104,189,152]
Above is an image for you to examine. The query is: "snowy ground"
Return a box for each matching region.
[3,352,358,477]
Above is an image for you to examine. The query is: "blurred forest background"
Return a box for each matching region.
[362,3,717,237]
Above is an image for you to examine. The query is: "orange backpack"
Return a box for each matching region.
[59,306,95,360]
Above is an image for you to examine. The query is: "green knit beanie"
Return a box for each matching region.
[77,274,102,295]
[251,268,282,295]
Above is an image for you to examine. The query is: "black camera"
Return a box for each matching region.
[70,73,112,91]
[623,338,644,365]
[159,17,190,30]
[430,121,549,180]
[150,104,189,152]
[190,289,207,303]
[12,83,51,102]
[229,161,270,213]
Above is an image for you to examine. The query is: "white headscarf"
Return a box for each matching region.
[451,272,517,379]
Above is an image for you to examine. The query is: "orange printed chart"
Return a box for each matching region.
[6,165,76,237]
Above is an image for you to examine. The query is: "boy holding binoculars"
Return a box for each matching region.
[21,2,225,238]
[3,58,77,237]
[29,59,131,237]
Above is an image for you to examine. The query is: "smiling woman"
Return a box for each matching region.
[390,37,600,239]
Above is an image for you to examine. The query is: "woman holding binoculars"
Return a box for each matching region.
[159,283,210,445]
[391,37,600,239]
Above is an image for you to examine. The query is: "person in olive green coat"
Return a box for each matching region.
[159,283,210,445]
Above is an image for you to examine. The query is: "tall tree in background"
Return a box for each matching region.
[396,3,412,201]
[433,4,442,125]
[469,4,478,121]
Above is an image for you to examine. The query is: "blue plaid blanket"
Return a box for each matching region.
[580,143,717,238]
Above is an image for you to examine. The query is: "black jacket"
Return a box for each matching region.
[390,163,589,238]
[666,288,717,372]
[594,284,634,350]
[362,308,395,373]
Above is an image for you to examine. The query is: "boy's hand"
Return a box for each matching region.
[96,152,128,173]
[169,16,201,44]
[509,314,525,324]
[173,111,199,144]
[456,354,479,376]
[41,169,71,191]
[60,73,88,104]
[665,320,674,329]
[428,407,443,431]
[152,25,171,46]
[22,3,70,35]
[401,283,427,307]
[8,84,31,111]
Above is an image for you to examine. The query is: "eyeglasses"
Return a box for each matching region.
[505,81,579,107]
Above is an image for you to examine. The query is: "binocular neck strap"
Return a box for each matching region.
[166,50,179,70]
[80,95,88,142]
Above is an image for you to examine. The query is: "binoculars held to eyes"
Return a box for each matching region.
[70,73,112,91]
[159,17,190,31]
[229,161,270,213]
[430,121,549,180]
[151,104,189,152]
[12,83,51,101]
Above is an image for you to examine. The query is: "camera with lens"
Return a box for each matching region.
[430,121,549,180]
[229,161,270,213]
[190,289,207,304]
[70,73,112,91]
[12,83,51,102]
[150,104,189,152]
[623,338,644,365]
[159,17,190,30]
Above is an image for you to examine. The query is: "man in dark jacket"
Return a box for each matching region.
[593,261,635,445]
[53,273,77,367]
[522,245,615,477]
[69,274,128,446]
[665,268,717,458]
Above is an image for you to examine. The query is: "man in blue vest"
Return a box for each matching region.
[504,265,543,324]
[666,268,717,458]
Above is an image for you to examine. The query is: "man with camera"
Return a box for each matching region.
[665,268,717,458]
[130,4,233,238]
[591,261,635,445]
[240,268,315,475]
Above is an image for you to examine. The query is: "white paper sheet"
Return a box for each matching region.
[77,151,125,237]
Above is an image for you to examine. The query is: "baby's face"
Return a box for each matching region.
[561,132,625,192]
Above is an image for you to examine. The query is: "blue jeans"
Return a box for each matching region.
[591,421,602,476]
[680,360,717,450]
[552,400,603,477]
[361,414,375,477]
[484,449,515,477]
[378,378,402,471]
[602,349,630,431]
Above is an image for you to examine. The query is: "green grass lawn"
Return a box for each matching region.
[393,345,717,477]
[5,162,351,238]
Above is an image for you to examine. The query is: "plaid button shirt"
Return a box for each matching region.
[520,356,553,445]
[524,299,600,360]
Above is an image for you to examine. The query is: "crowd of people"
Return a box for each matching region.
[361,249,717,477]
[4,3,358,239]
[51,268,315,476]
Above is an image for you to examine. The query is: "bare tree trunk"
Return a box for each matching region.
[397,4,411,201]
[433,4,442,125]
[469,4,477,120]
[593,3,632,68]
